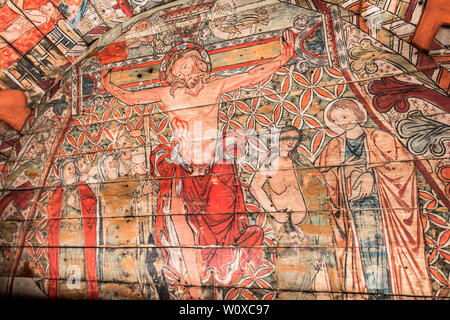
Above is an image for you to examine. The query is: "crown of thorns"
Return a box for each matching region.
[160,42,211,85]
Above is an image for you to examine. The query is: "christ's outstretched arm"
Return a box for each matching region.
[101,70,165,105]
[218,29,295,93]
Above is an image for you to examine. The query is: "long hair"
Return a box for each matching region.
[279,125,303,162]
[265,126,303,168]
[165,49,222,96]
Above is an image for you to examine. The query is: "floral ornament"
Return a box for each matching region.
[221,89,272,132]
[419,190,441,210]
[422,210,449,231]
[273,67,344,162]
[397,110,450,157]
[431,270,450,300]
[237,74,280,129]
[349,39,391,74]
[425,229,450,266]
[25,220,49,277]
[219,90,248,134]
[147,103,171,145]
[419,187,450,299]
[225,258,275,300]
[68,102,105,160]
[369,76,450,113]
[350,39,439,88]
[425,228,450,299]
[436,164,450,198]
[22,191,50,278]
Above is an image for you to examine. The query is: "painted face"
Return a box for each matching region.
[330,107,358,131]
[215,0,235,15]
[63,162,77,184]
[279,130,299,155]
[77,158,90,173]
[36,144,45,154]
[40,3,55,17]
[171,57,201,89]
[137,20,149,32]
[105,156,118,171]
[93,96,103,106]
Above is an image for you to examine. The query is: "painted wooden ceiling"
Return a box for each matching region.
[0,0,448,104]
[0,0,168,96]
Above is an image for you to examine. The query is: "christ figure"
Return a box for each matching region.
[102,30,295,298]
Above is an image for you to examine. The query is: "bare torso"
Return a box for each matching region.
[159,81,223,165]
[266,157,306,213]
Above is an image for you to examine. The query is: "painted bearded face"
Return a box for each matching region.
[171,56,204,89]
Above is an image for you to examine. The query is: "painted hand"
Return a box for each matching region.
[343,155,366,166]
[100,69,111,78]
[289,225,305,244]
[173,118,193,164]
[350,171,374,201]
[281,29,295,59]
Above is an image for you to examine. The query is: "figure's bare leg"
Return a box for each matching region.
[171,213,203,299]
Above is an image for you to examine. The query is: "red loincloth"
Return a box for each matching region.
[151,144,263,284]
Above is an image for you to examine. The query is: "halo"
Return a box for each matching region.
[323,98,368,136]
[159,42,212,86]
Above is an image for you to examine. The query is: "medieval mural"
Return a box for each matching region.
[0,0,449,300]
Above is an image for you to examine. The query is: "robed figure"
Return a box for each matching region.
[315,99,433,299]
[47,159,98,299]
